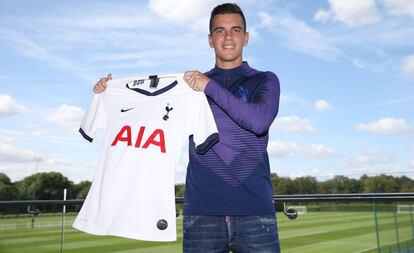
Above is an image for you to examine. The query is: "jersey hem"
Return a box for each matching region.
[182,209,275,216]
[72,223,177,242]
[195,132,219,154]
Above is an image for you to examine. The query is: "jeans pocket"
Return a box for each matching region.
[255,214,276,224]
[183,215,200,226]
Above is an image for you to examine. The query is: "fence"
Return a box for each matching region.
[0,193,413,253]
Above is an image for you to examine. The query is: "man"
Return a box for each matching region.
[93,3,280,253]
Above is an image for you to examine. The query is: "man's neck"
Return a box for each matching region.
[215,59,243,69]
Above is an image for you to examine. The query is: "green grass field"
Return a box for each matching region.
[0,211,412,253]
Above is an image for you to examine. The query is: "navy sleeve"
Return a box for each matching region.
[204,72,280,135]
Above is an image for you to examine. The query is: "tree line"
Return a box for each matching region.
[1,172,413,202]
[176,173,414,197]
[0,172,91,202]
[0,172,413,213]
[0,172,91,214]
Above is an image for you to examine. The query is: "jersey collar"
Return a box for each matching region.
[205,61,254,77]
[126,80,178,96]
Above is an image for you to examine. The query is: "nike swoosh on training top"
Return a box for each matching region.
[121,108,134,112]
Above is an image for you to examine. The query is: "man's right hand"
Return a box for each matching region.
[93,73,112,93]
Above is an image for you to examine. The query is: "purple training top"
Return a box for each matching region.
[183,61,280,215]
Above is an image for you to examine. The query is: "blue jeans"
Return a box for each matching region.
[183,215,280,253]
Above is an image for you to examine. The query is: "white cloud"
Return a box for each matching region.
[314,10,331,23]
[0,31,92,80]
[357,117,412,135]
[0,9,211,77]
[382,0,414,18]
[409,160,414,168]
[346,165,368,174]
[0,94,30,117]
[0,146,75,182]
[45,11,154,30]
[308,144,338,159]
[257,12,273,27]
[352,58,366,69]
[44,158,72,167]
[267,140,301,158]
[45,104,85,131]
[347,150,395,174]
[315,0,380,27]
[0,135,15,144]
[267,140,337,160]
[148,0,208,23]
[402,54,414,76]
[282,169,336,180]
[0,127,81,145]
[314,99,332,111]
[257,12,342,61]
[0,143,39,163]
[273,116,315,133]
[351,57,383,73]
[287,171,306,179]
[148,0,220,31]
[355,150,394,165]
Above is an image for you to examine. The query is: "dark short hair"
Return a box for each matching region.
[209,3,246,34]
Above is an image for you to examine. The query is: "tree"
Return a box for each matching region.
[0,182,18,201]
[15,172,74,200]
[274,177,299,195]
[319,176,362,193]
[0,182,20,213]
[295,176,318,194]
[175,184,185,197]
[273,175,318,194]
[362,174,399,193]
[0,173,11,185]
[270,173,279,194]
[395,176,414,192]
[73,181,92,199]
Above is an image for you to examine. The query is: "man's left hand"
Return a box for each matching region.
[184,71,209,92]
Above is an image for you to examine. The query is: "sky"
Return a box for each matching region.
[0,0,413,184]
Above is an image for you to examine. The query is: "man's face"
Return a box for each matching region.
[209,13,249,68]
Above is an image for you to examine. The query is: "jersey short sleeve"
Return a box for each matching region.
[79,94,107,142]
[190,93,219,154]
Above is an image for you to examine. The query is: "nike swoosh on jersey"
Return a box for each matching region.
[121,108,134,112]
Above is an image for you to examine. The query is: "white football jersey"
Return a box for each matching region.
[73,73,218,241]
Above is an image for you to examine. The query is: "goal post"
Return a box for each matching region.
[397,204,414,214]
[287,206,307,214]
